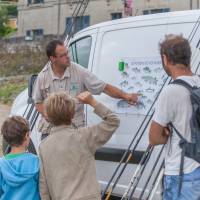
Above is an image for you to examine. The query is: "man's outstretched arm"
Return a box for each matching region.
[103,84,139,104]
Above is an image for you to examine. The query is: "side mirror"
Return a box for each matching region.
[28,74,38,104]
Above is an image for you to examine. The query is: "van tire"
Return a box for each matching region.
[2,138,37,155]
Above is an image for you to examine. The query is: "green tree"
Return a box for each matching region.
[0,6,15,38]
[7,5,17,17]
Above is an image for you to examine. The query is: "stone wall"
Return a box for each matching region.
[0,36,56,76]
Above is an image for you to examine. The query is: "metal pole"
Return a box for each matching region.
[57,0,61,38]
[121,145,153,199]
[102,75,170,199]
[190,0,193,10]
[147,162,164,200]
[137,146,164,200]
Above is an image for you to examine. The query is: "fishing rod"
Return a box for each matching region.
[4,75,37,154]
[25,104,35,120]
[24,0,90,156]
[121,145,154,200]
[131,53,200,200]
[134,146,165,200]
[146,161,164,200]
[30,112,40,131]
[135,21,200,200]
[186,15,200,71]
[62,0,89,40]
[22,74,39,119]
[62,0,85,39]
[105,108,163,197]
[140,52,200,200]
[102,76,170,200]
[22,103,30,118]
[188,15,200,43]
[67,0,86,38]
[64,0,89,44]
[29,108,37,127]
[79,0,89,23]
[28,0,90,130]
[127,147,162,200]
[102,14,200,200]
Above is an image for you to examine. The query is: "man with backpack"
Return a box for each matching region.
[149,34,200,200]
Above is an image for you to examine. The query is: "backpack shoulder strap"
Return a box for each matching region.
[169,122,186,195]
[171,79,193,93]
[169,122,185,141]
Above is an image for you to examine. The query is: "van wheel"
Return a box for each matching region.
[2,138,37,155]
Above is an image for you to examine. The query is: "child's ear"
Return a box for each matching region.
[24,132,30,148]
[25,132,30,140]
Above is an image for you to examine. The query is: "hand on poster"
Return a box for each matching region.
[124,93,141,105]
[117,57,168,115]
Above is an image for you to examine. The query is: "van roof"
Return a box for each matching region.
[75,9,200,35]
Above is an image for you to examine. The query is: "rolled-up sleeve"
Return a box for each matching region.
[153,86,175,127]
[81,67,106,95]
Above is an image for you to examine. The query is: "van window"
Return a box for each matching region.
[69,36,92,68]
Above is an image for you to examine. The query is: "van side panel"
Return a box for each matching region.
[89,21,197,150]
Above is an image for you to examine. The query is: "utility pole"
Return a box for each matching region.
[197,0,199,9]
[190,0,193,9]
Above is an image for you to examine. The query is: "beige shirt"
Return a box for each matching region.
[39,103,120,200]
[33,62,106,133]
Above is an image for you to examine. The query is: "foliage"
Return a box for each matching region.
[0,7,12,37]
[6,5,17,17]
[0,79,27,104]
[0,5,17,38]
[0,7,8,37]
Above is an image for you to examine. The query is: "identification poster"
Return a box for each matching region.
[116,57,168,115]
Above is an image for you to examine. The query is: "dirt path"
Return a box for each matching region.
[0,104,11,156]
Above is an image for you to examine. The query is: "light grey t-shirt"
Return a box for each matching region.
[153,75,200,175]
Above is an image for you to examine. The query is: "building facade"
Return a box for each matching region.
[17,0,200,39]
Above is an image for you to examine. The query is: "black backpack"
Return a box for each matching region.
[170,78,200,194]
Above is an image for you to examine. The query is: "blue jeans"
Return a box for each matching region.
[163,167,200,200]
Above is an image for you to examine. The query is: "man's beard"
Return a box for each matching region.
[60,61,70,69]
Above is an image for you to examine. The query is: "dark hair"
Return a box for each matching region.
[46,39,64,58]
[159,35,191,67]
[1,116,30,147]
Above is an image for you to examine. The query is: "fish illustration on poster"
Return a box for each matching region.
[116,57,168,115]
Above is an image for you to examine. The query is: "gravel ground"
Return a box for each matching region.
[0,104,11,156]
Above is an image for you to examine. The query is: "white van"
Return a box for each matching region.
[10,9,200,199]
